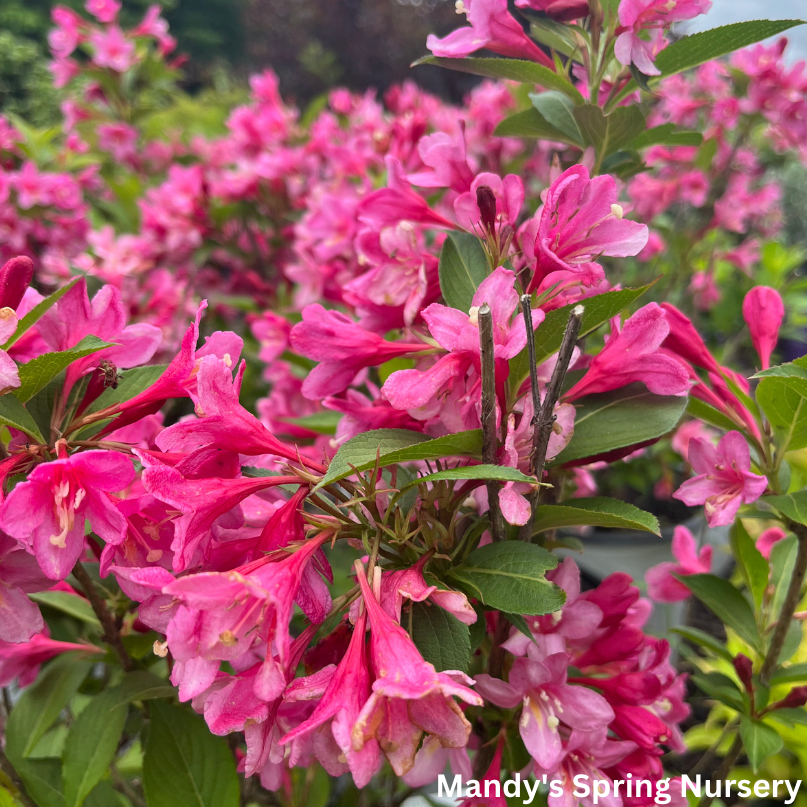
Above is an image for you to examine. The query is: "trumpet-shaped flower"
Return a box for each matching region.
[743,286,784,370]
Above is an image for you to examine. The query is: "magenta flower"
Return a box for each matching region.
[515,0,589,22]
[756,526,786,560]
[565,304,691,401]
[659,303,721,373]
[280,609,382,787]
[383,267,537,412]
[85,0,121,23]
[0,450,134,580]
[0,633,102,688]
[133,6,176,55]
[520,166,648,295]
[476,652,613,771]
[427,0,555,67]
[352,566,482,776]
[290,304,427,399]
[673,431,768,527]
[645,525,712,603]
[89,25,135,72]
[48,7,83,59]
[458,738,507,807]
[0,255,34,311]
[743,286,784,370]
[615,0,712,76]
[0,533,51,643]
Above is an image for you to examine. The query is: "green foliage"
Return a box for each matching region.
[0,392,45,442]
[531,497,660,534]
[739,718,784,772]
[410,602,471,673]
[438,232,490,313]
[756,376,807,452]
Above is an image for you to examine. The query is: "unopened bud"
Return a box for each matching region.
[476,185,498,235]
[777,685,807,710]
[733,653,754,692]
[0,256,34,311]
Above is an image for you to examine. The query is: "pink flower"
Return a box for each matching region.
[290,304,426,399]
[645,526,712,603]
[521,166,648,295]
[743,286,784,370]
[89,26,135,72]
[97,123,138,162]
[133,6,176,55]
[0,450,134,580]
[383,267,537,412]
[659,303,720,373]
[615,0,712,75]
[673,431,768,527]
[0,534,51,643]
[426,0,555,66]
[565,304,691,401]
[0,305,21,394]
[476,652,614,771]
[756,526,786,560]
[279,609,382,787]
[48,7,83,58]
[458,738,507,806]
[0,255,34,311]
[85,0,121,23]
[352,565,482,776]
[671,420,717,459]
[0,633,102,687]
[515,0,589,22]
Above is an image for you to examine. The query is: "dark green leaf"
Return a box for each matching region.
[676,574,761,651]
[15,336,115,403]
[438,232,490,313]
[117,670,176,703]
[530,92,583,144]
[691,672,745,711]
[630,124,703,150]
[85,364,166,414]
[448,541,565,616]
[317,428,483,488]
[571,105,646,158]
[740,717,783,771]
[143,702,239,807]
[731,521,769,609]
[554,385,687,465]
[671,626,734,662]
[413,56,584,102]
[532,497,660,535]
[757,376,807,452]
[764,492,807,526]
[503,612,536,643]
[686,398,739,432]
[0,392,45,442]
[3,277,82,350]
[62,690,128,807]
[9,758,65,807]
[29,591,101,628]
[410,602,471,673]
[494,109,577,143]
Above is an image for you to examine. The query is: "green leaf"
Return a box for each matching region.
[2,277,82,350]
[740,717,783,772]
[29,591,101,628]
[8,758,64,807]
[754,357,807,379]
[671,626,734,662]
[731,521,769,609]
[438,232,490,313]
[0,392,45,443]
[765,492,807,525]
[413,56,584,102]
[509,284,655,394]
[691,672,745,711]
[554,385,687,465]
[448,541,565,616]
[686,398,739,433]
[757,376,807,452]
[410,602,471,673]
[117,670,176,703]
[769,534,798,622]
[277,410,341,435]
[14,336,115,403]
[143,702,239,807]
[316,428,483,488]
[494,109,577,142]
[770,662,807,685]
[530,92,583,144]
[532,497,659,535]
[571,105,646,158]
[629,124,703,150]
[62,690,128,807]
[85,364,166,414]
[5,654,94,760]
[676,574,761,651]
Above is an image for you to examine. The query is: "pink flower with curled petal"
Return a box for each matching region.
[352,565,482,776]
[615,0,711,76]
[645,525,712,603]
[383,267,539,412]
[290,304,427,399]
[565,303,691,401]
[280,609,382,787]
[0,633,102,687]
[407,131,474,194]
[427,0,555,67]
[743,286,784,370]
[673,431,768,527]
[0,450,134,581]
[85,0,121,23]
[89,26,135,72]
[476,652,614,771]
[756,526,786,560]
[521,165,648,296]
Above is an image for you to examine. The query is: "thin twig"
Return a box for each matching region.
[478,303,505,542]
[0,746,37,807]
[72,562,135,672]
[696,736,743,807]
[519,301,584,540]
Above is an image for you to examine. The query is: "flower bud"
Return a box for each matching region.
[733,653,754,692]
[776,685,807,710]
[0,256,34,311]
[742,286,784,370]
[517,0,590,22]
[476,185,498,235]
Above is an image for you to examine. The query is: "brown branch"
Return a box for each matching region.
[72,562,135,672]
[696,736,743,807]
[519,301,584,540]
[478,303,505,542]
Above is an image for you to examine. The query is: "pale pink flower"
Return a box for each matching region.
[89,26,135,72]
[645,526,712,603]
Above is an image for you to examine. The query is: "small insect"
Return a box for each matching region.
[99,360,120,390]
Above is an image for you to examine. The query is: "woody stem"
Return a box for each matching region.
[519,302,584,541]
[72,561,135,672]
[479,303,505,542]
